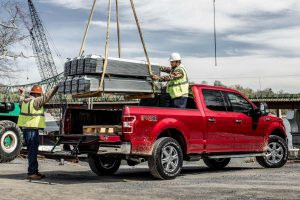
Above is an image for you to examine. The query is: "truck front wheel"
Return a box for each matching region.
[88,154,121,176]
[203,158,231,169]
[0,120,22,163]
[148,137,183,180]
[256,135,288,168]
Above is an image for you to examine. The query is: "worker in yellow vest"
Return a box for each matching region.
[18,84,58,180]
[152,53,189,108]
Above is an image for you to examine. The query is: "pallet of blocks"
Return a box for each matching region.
[58,55,162,97]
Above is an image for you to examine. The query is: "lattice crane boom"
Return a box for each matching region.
[27,0,58,80]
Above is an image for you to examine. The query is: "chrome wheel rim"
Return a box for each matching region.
[161,145,179,173]
[266,142,284,164]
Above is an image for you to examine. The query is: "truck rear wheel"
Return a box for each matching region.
[0,120,22,163]
[203,158,231,169]
[148,137,183,180]
[88,154,121,176]
[256,135,288,168]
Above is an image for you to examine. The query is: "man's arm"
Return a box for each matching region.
[160,66,172,73]
[159,68,184,82]
[33,85,59,110]
[18,88,25,104]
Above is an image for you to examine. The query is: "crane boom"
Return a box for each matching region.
[27,0,58,80]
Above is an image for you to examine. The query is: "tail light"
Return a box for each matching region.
[122,115,136,134]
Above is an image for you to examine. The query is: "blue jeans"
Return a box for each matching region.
[171,97,188,108]
[23,129,39,175]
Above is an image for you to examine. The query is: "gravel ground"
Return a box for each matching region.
[0,157,300,200]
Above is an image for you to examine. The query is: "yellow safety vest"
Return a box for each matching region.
[167,65,189,99]
[17,99,46,129]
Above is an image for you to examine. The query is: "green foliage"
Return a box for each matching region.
[212,80,299,98]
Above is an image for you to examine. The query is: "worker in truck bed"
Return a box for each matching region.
[17,84,58,180]
[151,52,189,108]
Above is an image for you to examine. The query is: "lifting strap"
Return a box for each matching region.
[116,0,121,58]
[76,0,155,96]
[98,0,112,92]
[79,0,97,56]
[129,0,155,94]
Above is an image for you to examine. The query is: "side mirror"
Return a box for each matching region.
[259,102,269,116]
[248,108,262,118]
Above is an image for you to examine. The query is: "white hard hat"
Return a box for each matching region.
[169,52,181,61]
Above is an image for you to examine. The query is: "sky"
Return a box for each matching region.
[5,0,300,93]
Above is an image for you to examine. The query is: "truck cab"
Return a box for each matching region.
[60,85,288,179]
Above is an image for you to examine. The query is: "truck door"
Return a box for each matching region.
[202,89,236,152]
[224,92,265,151]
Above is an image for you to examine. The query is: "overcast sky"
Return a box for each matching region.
[8,0,300,93]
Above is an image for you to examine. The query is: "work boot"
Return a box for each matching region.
[27,174,43,180]
[36,172,46,179]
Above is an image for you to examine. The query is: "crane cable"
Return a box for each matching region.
[129,0,155,94]
[213,0,217,66]
[79,0,97,56]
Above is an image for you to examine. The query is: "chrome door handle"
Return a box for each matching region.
[208,118,216,123]
[236,119,243,124]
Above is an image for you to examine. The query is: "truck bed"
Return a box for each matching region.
[65,109,122,135]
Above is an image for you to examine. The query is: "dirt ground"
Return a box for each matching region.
[0,157,300,200]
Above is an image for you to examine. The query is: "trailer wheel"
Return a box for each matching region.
[0,120,23,163]
[88,154,121,176]
[256,135,288,168]
[203,158,231,169]
[148,137,183,180]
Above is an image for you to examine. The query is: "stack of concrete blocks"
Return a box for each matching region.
[59,55,161,95]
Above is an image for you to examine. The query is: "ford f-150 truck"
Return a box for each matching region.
[58,85,288,179]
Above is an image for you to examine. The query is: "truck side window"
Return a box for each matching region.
[226,92,253,114]
[202,89,227,111]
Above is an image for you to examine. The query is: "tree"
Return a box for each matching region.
[214,80,226,87]
[231,84,255,97]
[0,0,28,82]
[201,81,208,85]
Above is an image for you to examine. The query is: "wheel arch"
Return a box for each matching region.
[157,128,188,157]
[270,128,287,141]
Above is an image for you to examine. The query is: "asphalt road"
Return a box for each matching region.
[0,158,299,200]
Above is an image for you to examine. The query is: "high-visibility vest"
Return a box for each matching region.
[17,99,46,129]
[167,65,189,99]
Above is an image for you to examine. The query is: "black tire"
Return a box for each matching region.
[88,154,121,176]
[0,120,22,163]
[148,137,183,180]
[256,135,288,168]
[203,158,231,170]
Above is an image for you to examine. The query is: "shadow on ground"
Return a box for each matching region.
[0,166,260,185]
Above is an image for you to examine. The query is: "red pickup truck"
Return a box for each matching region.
[59,85,288,179]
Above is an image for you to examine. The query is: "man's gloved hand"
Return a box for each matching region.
[151,74,160,81]
[18,87,25,95]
